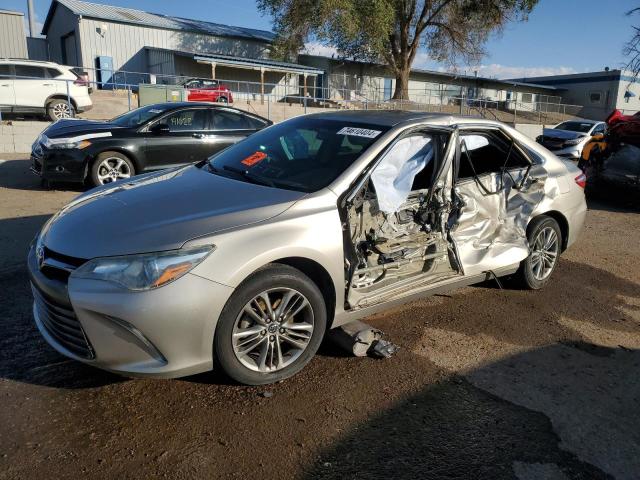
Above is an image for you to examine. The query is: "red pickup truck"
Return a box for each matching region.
[182,78,233,104]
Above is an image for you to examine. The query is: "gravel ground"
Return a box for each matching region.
[0,154,638,480]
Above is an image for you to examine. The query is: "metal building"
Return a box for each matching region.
[41,0,323,90]
[0,10,28,59]
[510,70,639,120]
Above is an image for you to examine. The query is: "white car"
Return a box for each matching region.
[536,119,607,160]
[0,59,92,121]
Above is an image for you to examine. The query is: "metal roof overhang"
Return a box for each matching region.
[192,53,324,76]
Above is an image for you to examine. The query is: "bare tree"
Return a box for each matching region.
[624,7,640,81]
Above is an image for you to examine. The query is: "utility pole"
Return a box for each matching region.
[27,0,36,37]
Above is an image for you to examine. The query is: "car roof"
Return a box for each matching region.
[303,109,505,128]
[0,58,65,67]
[146,101,236,109]
[143,102,269,121]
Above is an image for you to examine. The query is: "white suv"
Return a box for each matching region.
[0,59,92,121]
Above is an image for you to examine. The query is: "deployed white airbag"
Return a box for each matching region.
[371,136,433,213]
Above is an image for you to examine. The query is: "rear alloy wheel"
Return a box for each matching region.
[214,264,326,385]
[47,99,75,121]
[90,152,135,186]
[514,216,562,290]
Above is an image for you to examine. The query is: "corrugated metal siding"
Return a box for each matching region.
[0,11,28,59]
[51,0,275,43]
[78,17,270,82]
[147,48,176,80]
[27,37,50,60]
[45,4,79,64]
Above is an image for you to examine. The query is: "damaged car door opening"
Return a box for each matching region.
[29,111,587,385]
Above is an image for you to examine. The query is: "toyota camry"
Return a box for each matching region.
[28,111,587,385]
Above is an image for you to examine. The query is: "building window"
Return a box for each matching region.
[521,93,533,103]
[589,92,602,104]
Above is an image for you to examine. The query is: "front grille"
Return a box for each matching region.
[32,285,95,360]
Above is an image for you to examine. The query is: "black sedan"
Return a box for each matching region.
[31,102,272,187]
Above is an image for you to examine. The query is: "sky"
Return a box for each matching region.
[1,0,637,79]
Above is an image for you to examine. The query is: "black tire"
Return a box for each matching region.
[90,151,135,187]
[47,99,75,121]
[214,264,327,385]
[513,215,562,290]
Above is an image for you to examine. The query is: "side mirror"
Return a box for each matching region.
[591,133,605,141]
[150,123,170,135]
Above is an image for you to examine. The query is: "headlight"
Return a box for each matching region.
[564,137,585,146]
[43,135,92,150]
[73,245,214,291]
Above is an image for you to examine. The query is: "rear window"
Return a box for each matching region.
[46,68,63,78]
[213,110,250,130]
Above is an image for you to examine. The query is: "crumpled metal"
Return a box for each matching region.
[451,169,547,276]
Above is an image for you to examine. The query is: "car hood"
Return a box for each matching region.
[41,166,306,259]
[43,118,125,140]
[542,128,587,141]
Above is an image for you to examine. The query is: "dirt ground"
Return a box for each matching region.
[0,154,639,480]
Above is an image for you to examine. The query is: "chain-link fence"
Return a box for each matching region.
[0,65,592,126]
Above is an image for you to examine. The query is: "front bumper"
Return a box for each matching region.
[30,143,90,182]
[28,244,234,378]
[552,145,582,160]
[538,139,585,160]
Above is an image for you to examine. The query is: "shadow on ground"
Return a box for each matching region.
[303,339,637,479]
[0,159,85,192]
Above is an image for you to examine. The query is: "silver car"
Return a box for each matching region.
[28,111,587,385]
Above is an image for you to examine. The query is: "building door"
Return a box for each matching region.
[61,32,78,67]
[383,78,393,100]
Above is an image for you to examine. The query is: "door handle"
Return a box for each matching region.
[0,84,10,87]
[192,133,204,139]
[43,83,54,86]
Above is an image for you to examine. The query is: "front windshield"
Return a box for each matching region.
[554,121,593,133]
[110,105,170,127]
[206,117,389,192]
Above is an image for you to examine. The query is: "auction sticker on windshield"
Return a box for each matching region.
[241,151,267,166]
[337,127,382,138]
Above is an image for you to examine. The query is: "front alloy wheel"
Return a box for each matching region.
[232,288,314,373]
[214,264,327,385]
[90,151,135,186]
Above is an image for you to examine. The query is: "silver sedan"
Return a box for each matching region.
[28,111,587,385]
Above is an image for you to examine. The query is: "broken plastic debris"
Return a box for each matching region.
[328,320,399,358]
[369,339,400,358]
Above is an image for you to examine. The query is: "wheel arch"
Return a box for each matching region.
[270,257,337,330]
[45,94,78,110]
[90,148,141,176]
[532,210,569,252]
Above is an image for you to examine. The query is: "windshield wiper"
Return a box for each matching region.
[221,165,276,188]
